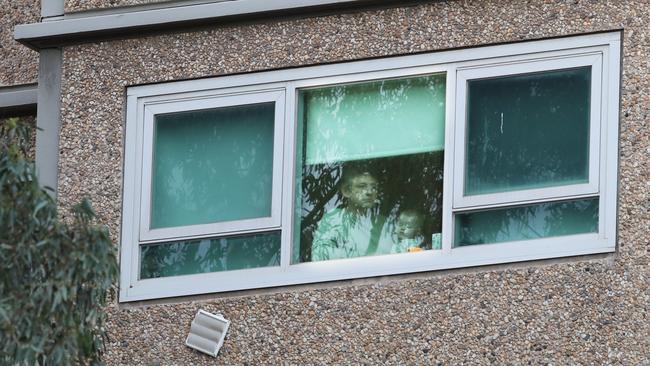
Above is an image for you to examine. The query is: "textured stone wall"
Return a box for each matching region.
[65,0,186,13]
[59,0,650,364]
[0,0,39,86]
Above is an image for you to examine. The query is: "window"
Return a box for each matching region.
[121,32,620,301]
[294,74,447,263]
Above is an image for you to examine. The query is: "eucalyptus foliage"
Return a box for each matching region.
[0,118,118,365]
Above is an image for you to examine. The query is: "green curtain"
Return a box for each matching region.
[301,74,446,165]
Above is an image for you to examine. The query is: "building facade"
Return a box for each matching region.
[2,0,649,364]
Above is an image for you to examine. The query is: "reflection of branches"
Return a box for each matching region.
[297,74,446,261]
[140,233,281,278]
[301,165,341,230]
[304,74,446,165]
[456,198,599,246]
[298,151,444,261]
[503,206,543,239]
[545,199,598,235]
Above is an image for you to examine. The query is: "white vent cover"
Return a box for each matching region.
[185,310,230,357]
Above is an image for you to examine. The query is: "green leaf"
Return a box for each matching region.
[1,117,118,365]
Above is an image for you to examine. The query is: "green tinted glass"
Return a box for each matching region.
[301,74,446,165]
[151,103,275,229]
[294,74,446,263]
[465,67,591,195]
[454,198,598,246]
[140,231,280,279]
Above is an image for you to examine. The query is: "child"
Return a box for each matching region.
[391,209,425,254]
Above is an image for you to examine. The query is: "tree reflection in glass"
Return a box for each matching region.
[140,231,280,279]
[455,198,598,246]
[295,74,446,262]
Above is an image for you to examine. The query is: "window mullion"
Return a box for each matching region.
[280,82,298,269]
[451,192,602,214]
[441,64,457,255]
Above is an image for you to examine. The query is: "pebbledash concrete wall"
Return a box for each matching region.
[57,1,649,364]
[65,0,184,13]
[0,0,39,87]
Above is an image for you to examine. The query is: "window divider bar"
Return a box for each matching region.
[451,192,601,214]
[280,83,298,269]
[137,225,284,245]
[441,65,457,255]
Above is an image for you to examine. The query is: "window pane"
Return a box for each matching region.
[465,67,591,195]
[295,74,446,263]
[454,198,598,246]
[303,74,446,164]
[140,231,280,279]
[151,103,275,229]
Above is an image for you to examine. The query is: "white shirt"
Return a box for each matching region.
[311,208,393,261]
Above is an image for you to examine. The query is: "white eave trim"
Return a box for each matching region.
[15,0,380,50]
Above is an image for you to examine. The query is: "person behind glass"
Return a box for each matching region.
[390,209,426,254]
[311,167,392,261]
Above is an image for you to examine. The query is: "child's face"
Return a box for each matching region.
[342,173,379,211]
[395,213,422,240]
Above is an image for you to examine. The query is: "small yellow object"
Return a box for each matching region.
[407,247,423,253]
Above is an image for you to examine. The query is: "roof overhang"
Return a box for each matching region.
[15,0,404,50]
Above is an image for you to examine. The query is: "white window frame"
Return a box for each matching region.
[120,32,620,302]
[453,53,602,209]
[137,89,286,242]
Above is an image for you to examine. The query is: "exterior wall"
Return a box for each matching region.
[57,0,649,364]
[65,0,191,13]
[0,0,40,86]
